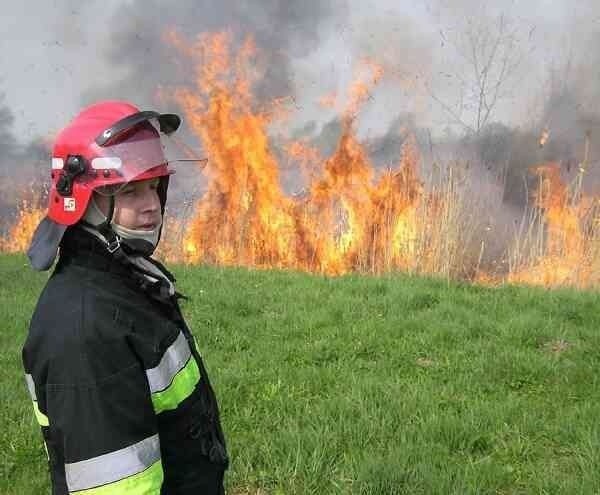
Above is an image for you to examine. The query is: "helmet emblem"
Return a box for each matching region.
[63,198,76,212]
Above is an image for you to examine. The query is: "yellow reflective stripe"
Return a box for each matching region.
[71,459,163,495]
[151,357,200,414]
[66,434,161,492]
[32,400,49,427]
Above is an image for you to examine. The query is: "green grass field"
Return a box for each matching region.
[1,253,599,494]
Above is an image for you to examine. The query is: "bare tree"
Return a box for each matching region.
[428,13,524,135]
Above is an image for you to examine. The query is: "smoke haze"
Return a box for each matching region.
[3,0,600,212]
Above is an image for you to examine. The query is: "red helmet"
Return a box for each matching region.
[28,100,181,270]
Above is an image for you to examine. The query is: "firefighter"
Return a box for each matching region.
[23,101,228,494]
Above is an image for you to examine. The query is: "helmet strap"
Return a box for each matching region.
[94,195,124,255]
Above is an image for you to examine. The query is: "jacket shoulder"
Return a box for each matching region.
[23,269,144,387]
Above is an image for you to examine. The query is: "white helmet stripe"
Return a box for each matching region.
[91,157,122,169]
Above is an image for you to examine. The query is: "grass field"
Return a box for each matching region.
[1,253,599,494]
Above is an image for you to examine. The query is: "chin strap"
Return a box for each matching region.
[92,195,127,257]
[80,195,138,275]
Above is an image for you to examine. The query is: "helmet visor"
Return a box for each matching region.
[92,117,186,196]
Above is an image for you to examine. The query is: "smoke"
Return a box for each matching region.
[83,0,349,109]
[5,0,600,139]
[0,95,19,219]
[0,94,47,230]
[5,0,600,221]
[0,95,18,163]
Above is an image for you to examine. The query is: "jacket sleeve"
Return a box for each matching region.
[44,364,164,494]
[23,293,164,495]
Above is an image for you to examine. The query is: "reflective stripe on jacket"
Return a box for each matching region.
[22,227,228,495]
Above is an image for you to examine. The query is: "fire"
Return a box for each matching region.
[318,92,337,109]
[0,200,45,254]
[507,163,599,289]
[539,127,550,148]
[161,32,288,267]
[3,30,600,291]
[162,32,424,275]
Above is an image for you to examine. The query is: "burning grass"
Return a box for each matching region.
[161,32,493,279]
[3,254,599,493]
[506,163,600,289]
[3,32,600,290]
[0,199,45,254]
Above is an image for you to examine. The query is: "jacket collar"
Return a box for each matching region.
[57,226,133,278]
[57,226,187,308]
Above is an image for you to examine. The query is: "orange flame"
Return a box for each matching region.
[318,92,337,109]
[508,163,599,289]
[162,32,424,275]
[0,200,45,254]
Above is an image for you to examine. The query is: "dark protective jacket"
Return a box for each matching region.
[22,227,228,494]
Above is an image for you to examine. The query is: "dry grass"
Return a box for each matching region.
[507,163,600,289]
[0,199,45,254]
[541,339,572,356]
[2,155,599,292]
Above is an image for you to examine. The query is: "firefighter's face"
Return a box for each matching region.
[94,177,162,230]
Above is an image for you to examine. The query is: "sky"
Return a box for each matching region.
[1,0,599,145]
[0,1,125,141]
